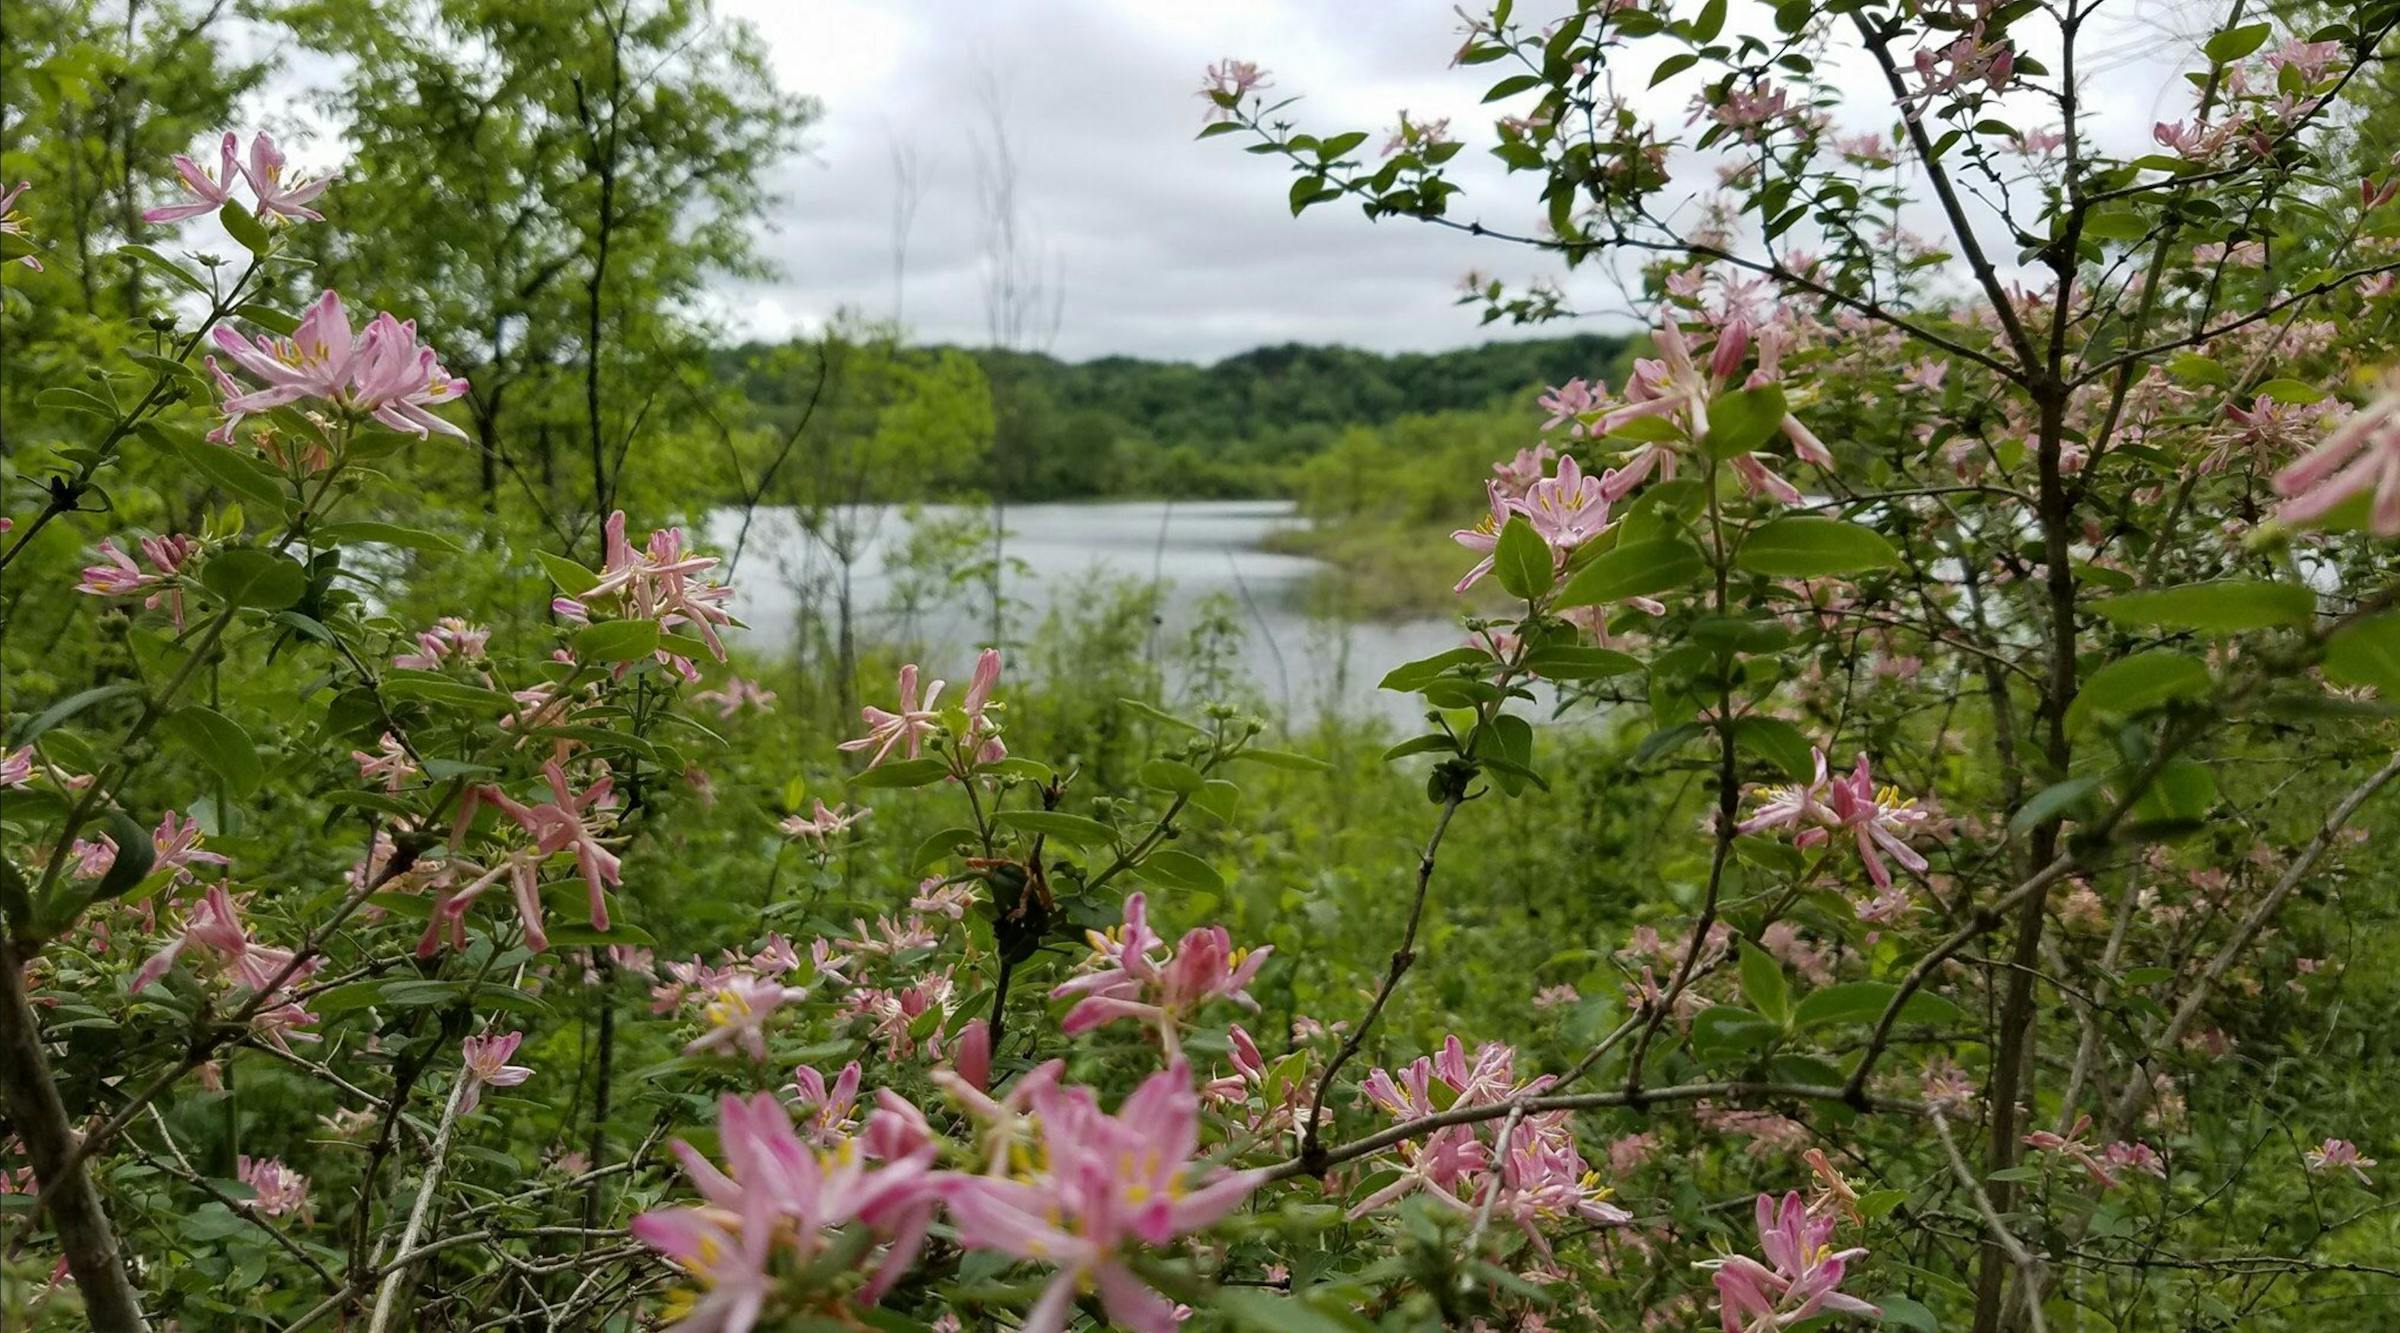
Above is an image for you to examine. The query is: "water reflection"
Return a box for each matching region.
[705,501,1462,724]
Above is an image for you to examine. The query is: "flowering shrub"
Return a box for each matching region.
[3,2,2400,1330]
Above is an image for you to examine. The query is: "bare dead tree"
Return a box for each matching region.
[966,70,1064,647]
[888,135,925,326]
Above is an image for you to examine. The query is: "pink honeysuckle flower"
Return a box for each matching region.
[240,132,335,223]
[78,534,199,627]
[1520,453,1613,556]
[1,181,41,271]
[1051,893,1270,1050]
[841,663,945,768]
[2024,1114,2148,1189]
[1819,752,1932,890]
[1450,480,1521,593]
[1737,747,1834,838]
[483,759,623,932]
[392,617,490,671]
[684,974,805,1062]
[844,972,959,1060]
[784,1061,865,1146]
[690,676,776,718]
[2265,38,2343,83]
[151,809,230,884]
[779,798,865,847]
[960,647,1008,764]
[909,878,977,920]
[938,1059,1268,1333]
[1741,748,1930,891]
[210,290,468,440]
[352,732,418,793]
[2307,1138,2377,1184]
[142,132,243,223]
[1198,59,1272,121]
[2271,376,2400,536]
[2100,1140,2168,1183]
[1699,1192,1878,1333]
[130,885,313,997]
[457,1031,534,1114]
[1485,1123,1634,1258]
[631,1190,774,1333]
[1539,380,1602,435]
[0,747,31,789]
[421,843,542,957]
[568,512,737,677]
[840,913,939,959]
[237,1156,310,1219]
[633,1089,939,1325]
[1492,442,1559,497]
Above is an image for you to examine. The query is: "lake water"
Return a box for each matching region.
[704,501,1462,725]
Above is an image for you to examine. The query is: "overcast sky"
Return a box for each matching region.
[703,0,2217,364]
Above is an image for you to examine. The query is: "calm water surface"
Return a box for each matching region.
[705,501,1461,725]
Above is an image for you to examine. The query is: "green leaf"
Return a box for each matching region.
[1737,517,1899,578]
[1117,697,1203,732]
[1134,848,1226,892]
[1702,384,1788,460]
[1554,538,1705,608]
[992,810,1115,849]
[1493,515,1553,600]
[2080,209,2152,243]
[1793,981,1964,1029]
[1216,1288,1371,1333]
[1873,1294,1941,1332]
[158,706,263,797]
[1740,942,1792,1027]
[537,551,601,597]
[1139,758,1204,795]
[1733,717,1816,782]
[1189,779,1241,822]
[2095,580,2313,633]
[165,436,291,511]
[908,827,978,875]
[314,521,464,554]
[1521,645,1642,680]
[1382,734,1457,762]
[2131,758,2216,824]
[849,757,953,789]
[572,619,660,663]
[11,683,140,746]
[1378,647,1494,693]
[2009,774,2105,837]
[2254,377,2325,404]
[2067,649,2210,733]
[2325,613,2400,694]
[2203,21,2271,63]
[231,302,301,336]
[1689,1005,1781,1057]
[1232,747,1333,773]
[90,811,157,904]
[116,244,212,297]
[218,199,273,255]
[199,549,307,609]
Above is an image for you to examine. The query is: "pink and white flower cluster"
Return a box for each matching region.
[1354,1035,1631,1258]
[1700,1191,1879,1332]
[842,648,1006,769]
[208,289,467,443]
[554,511,738,680]
[143,131,333,225]
[1053,892,1270,1052]
[632,1058,1266,1333]
[1740,748,1932,891]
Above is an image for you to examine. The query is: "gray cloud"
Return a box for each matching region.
[711,0,2203,363]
